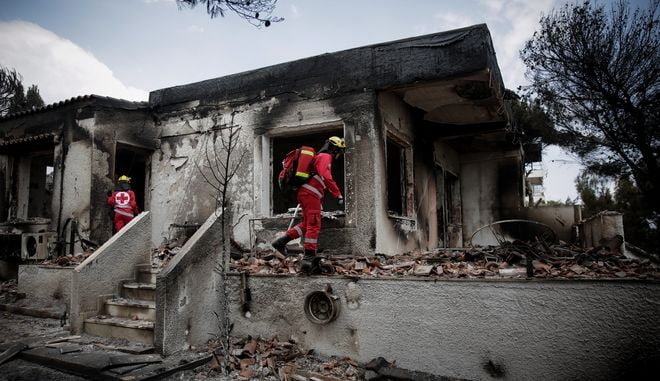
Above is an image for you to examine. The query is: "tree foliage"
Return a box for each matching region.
[177,0,283,27]
[575,171,615,218]
[0,65,45,116]
[0,66,22,116]
[521,0,660,217]
[508,92,555,147]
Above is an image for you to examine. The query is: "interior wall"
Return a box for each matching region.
[460,150,523,245]
[376,92,440,254]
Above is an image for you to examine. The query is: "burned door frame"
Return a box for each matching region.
[113,142,152,212]
[435,165,462,248]
[385,131,414,218]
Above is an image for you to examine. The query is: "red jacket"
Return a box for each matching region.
[301,152,342,199]
[107,190,139,217]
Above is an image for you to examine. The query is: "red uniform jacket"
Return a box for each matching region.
[301,152,342,199]
[107,190,139,217]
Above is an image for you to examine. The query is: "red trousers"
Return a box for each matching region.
[286,188,322,251]
[114,213,134,232]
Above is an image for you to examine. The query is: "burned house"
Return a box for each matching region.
[1,24,657,380]
[1,24,519,261]
[0,96,157,261]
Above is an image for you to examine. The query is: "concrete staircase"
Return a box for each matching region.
[83,264,157,344]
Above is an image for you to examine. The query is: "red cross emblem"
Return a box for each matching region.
[115,192,130,206]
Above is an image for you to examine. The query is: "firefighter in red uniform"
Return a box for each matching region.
[271,136,345,273]
[107,175,140,232]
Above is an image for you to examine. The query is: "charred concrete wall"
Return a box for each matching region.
[460,150,523,245]
[228,275,660,381]
[155,209,223,355]
[17,265,72,314]
[376,92,437,254]
[150,90,377,254]
[518,205,579,243]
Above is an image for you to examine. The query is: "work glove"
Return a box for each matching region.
[338,196,344,206]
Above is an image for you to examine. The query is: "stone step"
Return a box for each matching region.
[137,269,158,284]
[84,316,154,344]
[122,282,156,301]
[105,298,156,321]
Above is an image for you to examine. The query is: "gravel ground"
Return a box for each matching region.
[0,312,83,380]
[0,312,67,345]
[0,359,87,381]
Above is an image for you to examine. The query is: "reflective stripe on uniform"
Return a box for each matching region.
[301,149,314,156]
[114,209,134,217]
[295,171,310,178]
[302,183,323,198]
[294,226,303,236]
[115,204,132,209]
[313,175,325,188]
[304,237,318,244]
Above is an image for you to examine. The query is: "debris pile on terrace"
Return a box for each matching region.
[204,336,363,380]
[151,238,184,271]
[40,250,94,267]
[231,241,659,279]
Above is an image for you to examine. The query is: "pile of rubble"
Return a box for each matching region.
[151,239,184,271]
[204,336,362,380]
[40,250,94,267]
[230,240,660,280]
[1,279,19,303]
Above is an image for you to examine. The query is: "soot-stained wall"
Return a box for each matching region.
[460,150,523,245]
[150,90,378,253]
[228,275,660,381]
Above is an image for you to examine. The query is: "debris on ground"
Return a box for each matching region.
[152,238,184,270]
[197,336,363,380]
[1,280,24,304]
[231,240,660,279]
[274,209,346,220]
[1,279,18,295]
[40,250,94,267]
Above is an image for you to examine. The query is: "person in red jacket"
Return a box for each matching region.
[272,136,345,273]
[107,175,140,233]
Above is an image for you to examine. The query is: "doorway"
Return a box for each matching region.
[271,130,345,214]
[114,144,151,212]
[436,166,462,248]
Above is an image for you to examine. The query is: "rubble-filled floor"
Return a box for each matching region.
[233,241,660,279]
[0,312,209,380]
[166,336,457,381]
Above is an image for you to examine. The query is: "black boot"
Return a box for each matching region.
[271,235,292,255]
[300,249,316,274]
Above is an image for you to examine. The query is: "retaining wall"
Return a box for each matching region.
[227,275,660,381]
[155,209,223,355]
[17,265,73,312]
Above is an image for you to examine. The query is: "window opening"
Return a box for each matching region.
[27,154,54,218]
[386,137,406,216]
[271,129,345,215]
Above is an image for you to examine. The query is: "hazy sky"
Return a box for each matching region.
[0,0,647,200]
